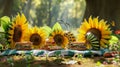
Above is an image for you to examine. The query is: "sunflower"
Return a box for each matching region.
[49,23,69,49]
[25,26,46,49]
[49,30,69,49]
[78,16,111,49]
[8,13,28,49]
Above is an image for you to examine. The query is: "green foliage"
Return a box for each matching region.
[41,25,52,37]
[52,22,62,31]
[115,34,120,39]
[109,35,119,45]
[96,61,102,67]
[25,54,34,63]
[0,0,86,28]
[113,55,120,62]
[0,16,11,32]
[0,44,3,50]
[109,41,120,51]
[77,54,83,60]
[0,16,11,46]
[109,35,120,51]
[7,57,14,67]
[24,54,34,67]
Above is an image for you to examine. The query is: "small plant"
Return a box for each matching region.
[72,53,83,65]
[112,55,120,65]
[0,44,3,51]
[54,51,64,64]
[7,57,14,67]
[45,53,49,62]
[96,61,104,67]
[24,54,34,67]
[55,51,61,59]
[109,41,120,51]
[0,33,8,50]
[109,35,120,51]
[73,53,83,60]
[77,54,83,60]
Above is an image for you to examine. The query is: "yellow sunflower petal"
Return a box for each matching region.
[79,24,88,33]
[86,43,92,49]
[89,16,94,27]
[84,19,91,29]
[100,41,106,48]
[8,30,14,35]
[78,29,86,34]
[77,34,86,42]
[101,39,109,44]
[93,17,99,28]
[21,14,27,23]
[63,37,69,46]
[102,30,111,35]
[98,19,104,30]
[102,35,111,39]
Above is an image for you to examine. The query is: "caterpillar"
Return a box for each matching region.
[64,31,76,43]
[86,32,100,50]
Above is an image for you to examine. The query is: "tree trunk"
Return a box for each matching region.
[48,0,52,26]
[2,0,13,16]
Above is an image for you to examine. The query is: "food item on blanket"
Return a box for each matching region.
[15,42,32,50]
[103,51,120,58]
[68,42,87,50]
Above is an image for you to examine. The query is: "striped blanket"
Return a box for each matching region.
[0,49,109,57]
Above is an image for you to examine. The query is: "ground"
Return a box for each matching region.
[0,56,119,67]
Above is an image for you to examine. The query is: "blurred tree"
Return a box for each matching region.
[48,0,52,26]
[34,0,62,27]
[2,0,14,16]
[58,0,86,30]
[71,0,86,28]
[23,0,32,20]
[0,0,27,17]
[49,0,62,27]
[0,0,86,29]
[36,0,48,26]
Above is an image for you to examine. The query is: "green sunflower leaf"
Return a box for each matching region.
[0,26,4,32]
[52,22,63,31]
[0,16,11,32]
[1,16,10,23]
[41,26,52,37]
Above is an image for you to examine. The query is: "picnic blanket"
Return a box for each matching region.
[0,49,109,57]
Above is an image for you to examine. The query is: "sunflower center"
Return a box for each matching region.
[86,28,101,40]
[54,34,64,46]
[13,25,22,42]
[30,33,41,46]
